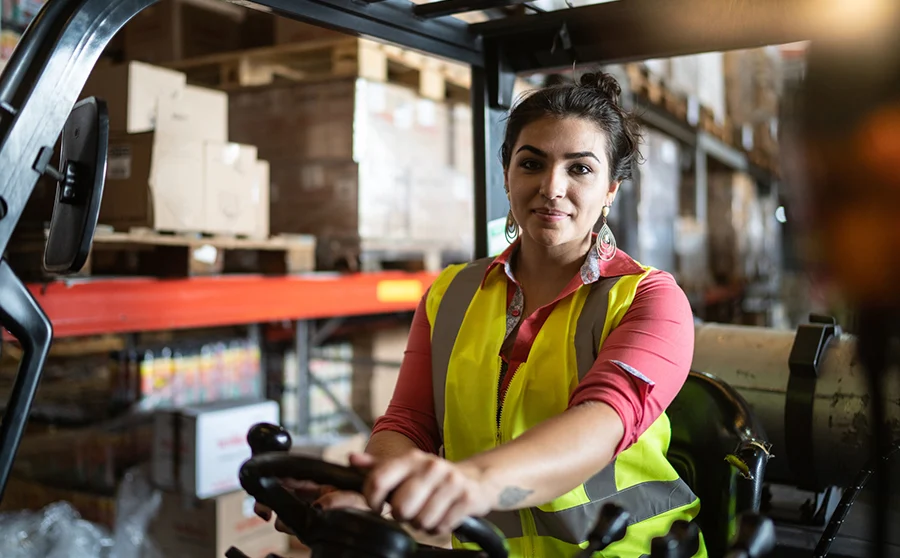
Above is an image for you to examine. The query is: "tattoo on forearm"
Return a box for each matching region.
[498,486,534,508]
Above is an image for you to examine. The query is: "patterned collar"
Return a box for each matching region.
[482,234,645,288]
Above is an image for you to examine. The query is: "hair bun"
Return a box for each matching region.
[579,71,622,104]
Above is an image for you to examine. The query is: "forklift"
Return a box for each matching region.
[0,1,897,557]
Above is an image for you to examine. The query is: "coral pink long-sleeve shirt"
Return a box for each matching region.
[371,240,695,458]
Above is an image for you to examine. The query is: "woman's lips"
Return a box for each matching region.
[532,208,569,222]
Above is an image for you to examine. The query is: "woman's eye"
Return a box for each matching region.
[520,160,542,171]
[570,164,592,175]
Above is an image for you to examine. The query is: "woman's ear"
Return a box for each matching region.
[606,181,621,206]
[503,168,510,195]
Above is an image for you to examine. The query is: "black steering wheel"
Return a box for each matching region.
[234,423,509,558]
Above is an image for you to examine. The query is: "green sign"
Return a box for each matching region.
[487,217,511,256]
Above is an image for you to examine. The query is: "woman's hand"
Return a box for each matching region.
[350,450,494,535]
[253,479,371,537]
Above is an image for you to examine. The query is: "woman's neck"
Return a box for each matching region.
[514,234,593,286]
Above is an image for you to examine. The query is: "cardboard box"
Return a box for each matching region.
[707,171,768,283]
[451,103,474,177]
[101,131,205,232]
[101,134,265,235]
[81,60,187,134]
[228,78,356,162]
[253,160,271,241]
[268,159,360,239]
[724,47,783,125]
[149,489,288,558]
[153,409,179,492]
[152,399,281,499]
[231,77,470,254]
[123,0,245,64]
[350,323,409,422]
[635,129,681,273]
[155,85,228,143]
[204,142,260,236]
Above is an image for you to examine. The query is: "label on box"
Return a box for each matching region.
[107,145,132,180]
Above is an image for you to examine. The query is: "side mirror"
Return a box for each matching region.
[38,96,108,274]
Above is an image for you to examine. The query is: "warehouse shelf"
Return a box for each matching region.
[7,272,437,340]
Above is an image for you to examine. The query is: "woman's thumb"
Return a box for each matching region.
[348,452,376,468]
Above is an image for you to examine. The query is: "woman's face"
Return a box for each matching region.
[505,116,619,249]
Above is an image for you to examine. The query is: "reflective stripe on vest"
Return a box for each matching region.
[429,258,699,549]
[431,257,493,439]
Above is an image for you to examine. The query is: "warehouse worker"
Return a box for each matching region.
[258,71,704,557]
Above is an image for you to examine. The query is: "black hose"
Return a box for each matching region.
[813,440,900,557]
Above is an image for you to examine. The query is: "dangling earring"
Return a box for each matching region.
[505,210,520,243]
[596,205,617,261]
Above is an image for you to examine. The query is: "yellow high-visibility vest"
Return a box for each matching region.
[425,257,705,557]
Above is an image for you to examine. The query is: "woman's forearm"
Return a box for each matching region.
[461,401,624,511]
[366,430,421,459]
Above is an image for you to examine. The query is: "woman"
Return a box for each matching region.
[260,70,703,557]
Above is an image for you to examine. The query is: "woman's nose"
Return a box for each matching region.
[540,169,567,199]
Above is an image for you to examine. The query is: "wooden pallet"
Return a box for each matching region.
[166,37,472,101]
[357,239,471,273]
[625,63,689,123]
[748,148,780,176]
[8,228,317,280]
[699,107,740,146]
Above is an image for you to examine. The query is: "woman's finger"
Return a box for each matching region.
[435,492,476,535]
[364,457,418,512]
[253,502,272,522]
[315,490,371,511]
[280,479,321,491]
[389,459,449,523]
[274,517,296,536]
[278,478,325,501]
[410,473,462,532]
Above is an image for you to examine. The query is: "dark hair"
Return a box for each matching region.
[501,71,642,183]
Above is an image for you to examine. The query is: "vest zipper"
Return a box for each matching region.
[497,357,537,556]
[496,357,515,445]
[495,357,505,446]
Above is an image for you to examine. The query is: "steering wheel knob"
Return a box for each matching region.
[586,503,630,551]
[247,422,292,455]
[650,520,701,558]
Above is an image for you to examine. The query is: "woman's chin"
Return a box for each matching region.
[522,227,569,248]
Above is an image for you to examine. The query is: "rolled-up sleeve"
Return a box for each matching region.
[370,293,443,454]
[568,270,695,456]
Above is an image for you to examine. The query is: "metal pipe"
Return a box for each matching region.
[691,322,900,489]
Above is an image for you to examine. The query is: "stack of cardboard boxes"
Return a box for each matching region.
[150,398,289,557]
[228,76,475,269]
[80,60,270,239]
